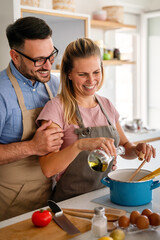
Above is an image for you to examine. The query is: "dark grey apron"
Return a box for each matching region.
[52,97,120,202]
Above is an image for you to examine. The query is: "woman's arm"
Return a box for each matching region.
[39,121,80,177]
[39,121,118,178]
[116,121,156,161]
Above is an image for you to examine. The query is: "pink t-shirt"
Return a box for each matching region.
[36,94,119,150]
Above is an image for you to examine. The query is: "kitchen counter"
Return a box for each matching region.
[1,175,160,240]
[124,129,160,143]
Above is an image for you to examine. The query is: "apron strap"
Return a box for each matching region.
[75,102,85,129]
[6,65,26,112]
[6,64,54,140]
[75,95,115,129]
[44,82,54,99]
[7,65,54,106]
[95,95,115,128]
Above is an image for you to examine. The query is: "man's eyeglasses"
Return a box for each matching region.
[13,47,59,67]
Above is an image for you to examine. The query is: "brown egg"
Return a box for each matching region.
[130,210,141,224]
[136,215,150,229]
[148,213,160,226]
[141,208,153,217]
[118,215,130,228]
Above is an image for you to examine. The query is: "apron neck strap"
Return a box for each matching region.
[6,65,26,111]
[6,65,54,107]
[75,95,113,129]
[95,95,113,126]
[75,102,85,129]
[44,82,54,99]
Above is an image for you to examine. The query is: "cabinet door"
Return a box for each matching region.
[21,8,89,70]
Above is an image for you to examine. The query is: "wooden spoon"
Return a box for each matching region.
[128,151,146,182]
[128,159,146,182]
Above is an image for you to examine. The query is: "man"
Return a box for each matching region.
[0,16,63,221]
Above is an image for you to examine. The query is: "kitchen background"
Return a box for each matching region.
[0,0,160,170]
[1,0,160,130]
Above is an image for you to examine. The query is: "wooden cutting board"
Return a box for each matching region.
[0,214,91,240]
[0,207,126,240]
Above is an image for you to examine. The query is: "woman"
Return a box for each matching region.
[37,38,156,202]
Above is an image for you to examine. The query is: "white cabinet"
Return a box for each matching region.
[0,0,89,71]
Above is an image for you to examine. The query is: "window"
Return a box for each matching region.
[115,32,135,120]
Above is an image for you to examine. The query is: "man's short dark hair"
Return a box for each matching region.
[6,16,52,49]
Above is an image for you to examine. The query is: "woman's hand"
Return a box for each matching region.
[135,143,156,162]
[77,137,117,156]
[77,137,117,171]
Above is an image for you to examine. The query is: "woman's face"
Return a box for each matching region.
[68,55,102,98]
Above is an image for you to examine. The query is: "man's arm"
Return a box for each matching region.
[0,120,63,165]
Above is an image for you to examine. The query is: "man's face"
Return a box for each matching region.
[14,38,55,84]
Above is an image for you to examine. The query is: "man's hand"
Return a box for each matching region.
[30,120,64,156]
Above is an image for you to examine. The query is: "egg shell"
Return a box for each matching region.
[130,211,141,224]
[136,215,150,229]
[148,213,160,226]
[141,208,153,217]
[118,215,130,228]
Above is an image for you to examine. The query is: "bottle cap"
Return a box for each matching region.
[94,207,105,215]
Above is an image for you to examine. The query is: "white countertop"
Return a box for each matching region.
[124,129,160,143]
[1,176,160,240]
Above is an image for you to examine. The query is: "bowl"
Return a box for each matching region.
[92,10,107,21]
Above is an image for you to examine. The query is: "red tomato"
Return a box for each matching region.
[32,210,52,227]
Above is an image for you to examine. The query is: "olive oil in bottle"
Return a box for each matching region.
[88,146,125,172]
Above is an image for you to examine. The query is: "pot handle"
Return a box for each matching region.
[150,180,160,190]
[101,177,111,188]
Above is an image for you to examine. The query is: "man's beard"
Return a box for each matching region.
[18,59,51,83]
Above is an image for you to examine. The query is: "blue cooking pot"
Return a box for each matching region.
[101,169,160,206]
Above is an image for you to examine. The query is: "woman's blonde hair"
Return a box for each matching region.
[59,38,104,124]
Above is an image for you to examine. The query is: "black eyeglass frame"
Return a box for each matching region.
[13,47,59,67]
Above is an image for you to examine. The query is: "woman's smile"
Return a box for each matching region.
[68,55,102,97]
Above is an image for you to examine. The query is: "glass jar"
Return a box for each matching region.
[88,146,125,172]
[91,207,107,238]
[113,48,120,60]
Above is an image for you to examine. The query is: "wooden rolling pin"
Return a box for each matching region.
[62,208,126,222]
[63,209,119,221]
[138,168,160,181]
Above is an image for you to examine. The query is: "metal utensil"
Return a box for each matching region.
[47,200,80,235]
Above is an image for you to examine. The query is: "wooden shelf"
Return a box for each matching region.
[51,69,60,73]
[103,60,136,66]
[51,61,135,72]
[91,19,136,30]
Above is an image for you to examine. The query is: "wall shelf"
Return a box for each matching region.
[51,69,60,73]
[91,19,136,30]
[51,60,136,72]
[103,60,136,66]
